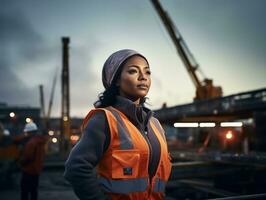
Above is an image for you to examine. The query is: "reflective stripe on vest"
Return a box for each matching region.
[153,178,167,192]
[150,117,166,142]
[99,177,148,194]
[107,107,134,150]
[98,177,148,194]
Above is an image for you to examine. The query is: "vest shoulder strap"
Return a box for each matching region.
[81,108,114,131]
[150,117,166,142]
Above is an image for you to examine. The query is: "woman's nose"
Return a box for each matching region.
[138,71,147,80]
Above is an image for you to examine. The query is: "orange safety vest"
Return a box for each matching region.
[82,106,172,200]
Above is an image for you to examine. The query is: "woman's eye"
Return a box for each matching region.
[146,71,151,75]
[128,69,137,74]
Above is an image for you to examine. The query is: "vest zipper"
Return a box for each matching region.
[144,121,162,194]
[140,128,153,185]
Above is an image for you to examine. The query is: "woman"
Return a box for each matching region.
[64,49,172,200]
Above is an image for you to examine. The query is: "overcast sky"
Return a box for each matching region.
[1,0,265,117]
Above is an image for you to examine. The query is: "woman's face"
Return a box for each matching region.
[117,55,151,103]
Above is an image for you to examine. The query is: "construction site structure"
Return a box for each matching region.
[39,85,46,119]
[39,67,58,131]
[151,0,222,100]
[61,37,71,156]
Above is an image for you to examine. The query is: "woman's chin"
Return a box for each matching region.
[136,92,148,99]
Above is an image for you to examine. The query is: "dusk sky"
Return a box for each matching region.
[1,0,265,117]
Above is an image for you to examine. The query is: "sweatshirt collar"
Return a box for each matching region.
[113,96,153,129]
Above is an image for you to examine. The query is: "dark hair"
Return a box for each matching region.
[94,84,119,108]
[94,86,147,108]
[94,59,147,108]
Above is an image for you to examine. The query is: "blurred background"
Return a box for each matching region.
[0,0,266,199]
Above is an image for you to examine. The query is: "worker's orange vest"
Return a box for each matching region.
[82,107,172,200]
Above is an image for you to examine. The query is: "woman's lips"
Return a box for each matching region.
[137,84,148,89]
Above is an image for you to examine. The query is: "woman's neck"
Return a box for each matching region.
[118,94,140,105]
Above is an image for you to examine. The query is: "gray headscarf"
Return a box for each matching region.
[102,49,148,89]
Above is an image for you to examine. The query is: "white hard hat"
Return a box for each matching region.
[23,122,38,133]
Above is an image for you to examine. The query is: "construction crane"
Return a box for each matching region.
[39,67,58,131]
[39,37,71,156]
[151,0,222,100]
[39,85,46,120]
[47,67,58,121]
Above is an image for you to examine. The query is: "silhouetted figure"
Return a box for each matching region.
[20,122,47,200]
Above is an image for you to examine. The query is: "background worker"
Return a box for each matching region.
[20,122,47,200]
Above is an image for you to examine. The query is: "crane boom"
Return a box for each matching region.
[151,0,222,100]
[39,85,45,118]
[151,0,200,88]
[47,67,58,120]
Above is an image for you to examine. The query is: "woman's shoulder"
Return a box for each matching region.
[85,107,114,118]
[82,109,108,131]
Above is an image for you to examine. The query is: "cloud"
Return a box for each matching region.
[67,43,103,117]
[0,8,43,62]
[0,2,105,117]
[0,8,39,104]
[0,4,57,106]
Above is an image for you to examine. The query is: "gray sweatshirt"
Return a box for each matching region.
[64,96,161,200]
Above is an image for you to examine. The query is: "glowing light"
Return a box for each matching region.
[26,118,32,123]
[225,131,233,140]
[199,122,216,127]
[63,116,68,121]
[48,130,54,136]
[9,112,15,118]
[70,135,80,142]
[174,123,198,128]
[220,122,243,127]
[52,138,58,143]
[3,129,10,136]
